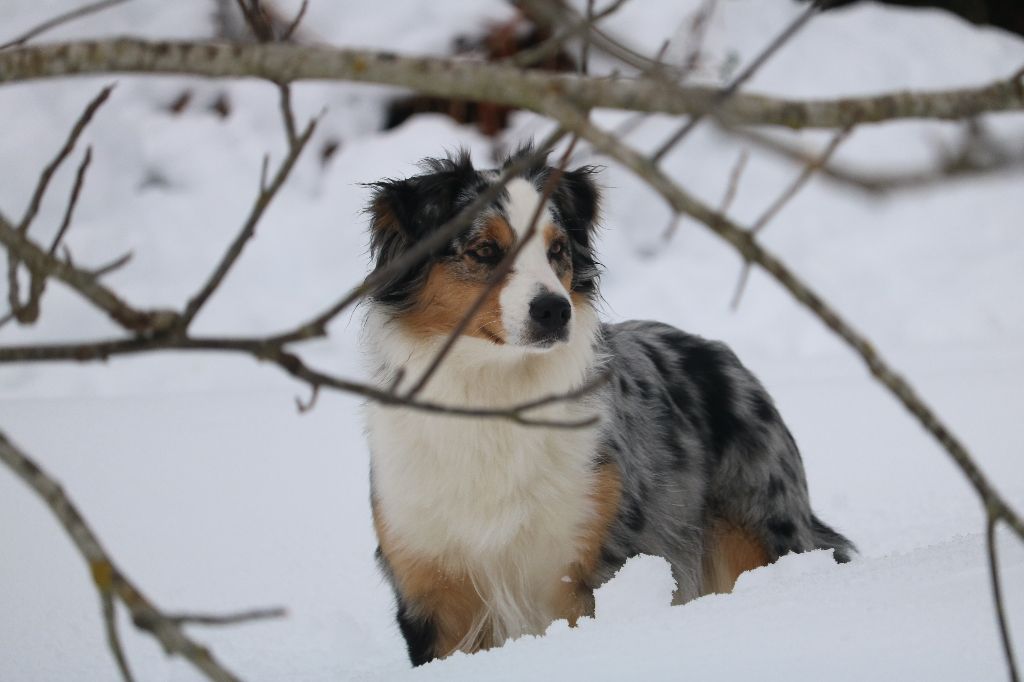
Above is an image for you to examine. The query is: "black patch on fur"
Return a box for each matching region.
[680,344,741,458]
[396,600,436,666]
[365,151,484,310]
[623,497,647,532]
[599,547,626,568]
[811,514,856,564]
[616,375,632,397]
[766,475,786,498]
[767,517,797,539]
[634,378,652,400]
[640,341,671,377]
[546,164,602,296]
[752,393,776,423]
[779,456,798,482]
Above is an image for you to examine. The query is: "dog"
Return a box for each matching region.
[362,147,854,666]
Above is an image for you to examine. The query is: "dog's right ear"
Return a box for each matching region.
[367,177,420,263]
[365,178,430,308]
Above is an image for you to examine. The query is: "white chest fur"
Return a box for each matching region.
[364,307,604,639]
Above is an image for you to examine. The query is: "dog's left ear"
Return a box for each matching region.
[551,166,601,247]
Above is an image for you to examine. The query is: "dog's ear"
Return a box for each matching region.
[551,166,602,295]
[367,152,478,256]
[551,166,601,248]
[365,152,479,307]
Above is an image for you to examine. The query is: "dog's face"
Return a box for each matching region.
[366,149,600,351]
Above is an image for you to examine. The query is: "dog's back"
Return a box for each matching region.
[592,320,854,600]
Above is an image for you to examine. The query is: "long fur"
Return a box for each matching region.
[362,148,855,665]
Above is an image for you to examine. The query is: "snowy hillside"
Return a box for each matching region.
[1,1,1022,680]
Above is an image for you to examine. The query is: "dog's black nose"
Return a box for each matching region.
[529,293,571,333]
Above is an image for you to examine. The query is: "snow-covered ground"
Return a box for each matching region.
[1,1,1022,680]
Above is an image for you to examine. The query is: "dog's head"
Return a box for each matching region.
[365,148,600,352]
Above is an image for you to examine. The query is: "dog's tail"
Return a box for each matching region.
[811,514,856,563]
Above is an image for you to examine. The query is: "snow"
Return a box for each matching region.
[1,1,1023,680]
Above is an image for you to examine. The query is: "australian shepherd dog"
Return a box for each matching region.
[362,147,854,666]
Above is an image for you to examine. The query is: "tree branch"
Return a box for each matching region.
[178,115,317,330]
[542,96,1024,544]
[0,430,245,682]
[0,210,178,333]
[0,0,132,51]
[730,123,853,309]
[988,514,1021,682]
[1,40,1022,128]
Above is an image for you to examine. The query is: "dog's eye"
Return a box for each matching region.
[548,241,565,259]
[467,243,501,264]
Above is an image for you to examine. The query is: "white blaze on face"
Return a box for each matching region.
[499,178,571,347]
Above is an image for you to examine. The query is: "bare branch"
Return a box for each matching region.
[88,250,133,279]
[987,514,1020,682]
[542,95,1024,543]
[510,0,630,69]
[516,0,670,76]
[0,430,244,682]
[49,146,93,257]
[166,607,287,627]
[0,334,602,428]
[651,1,820,162]
[281,0,309,42]
[0,210,178,333]
[0,0,132,51]
[101,592,135,682]
[276,83,298,149]
[17,86,112,236]
[722,120,1024,195]
[7,86,112,324]
[17,146,95,323]
[731,124,853,308]
[178,116,318,330]
[2,41,1022,128]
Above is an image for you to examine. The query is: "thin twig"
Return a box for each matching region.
[281,0,309,41]
[101,592,135,682]
[49,147,93,257]
[516,0,673,76]
[988,514,1020,682]
[18,146,96,323]
[665,146,747,242]
[8,86,112,323]
[511,0,630,69]
[235,0,274,42]
[166,607,287,627]
[0,334,602,428]
[0,211,177,334]
[0,0,132,51]
[651,1,820,162]
[731,124,852,309]
[178,115,318,330]
[720,120,1024,195]
[89,251,133,279]
[17,87,112,236]
[0,430,243,682]
[276,83,298,150]
[580,0,595,76]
